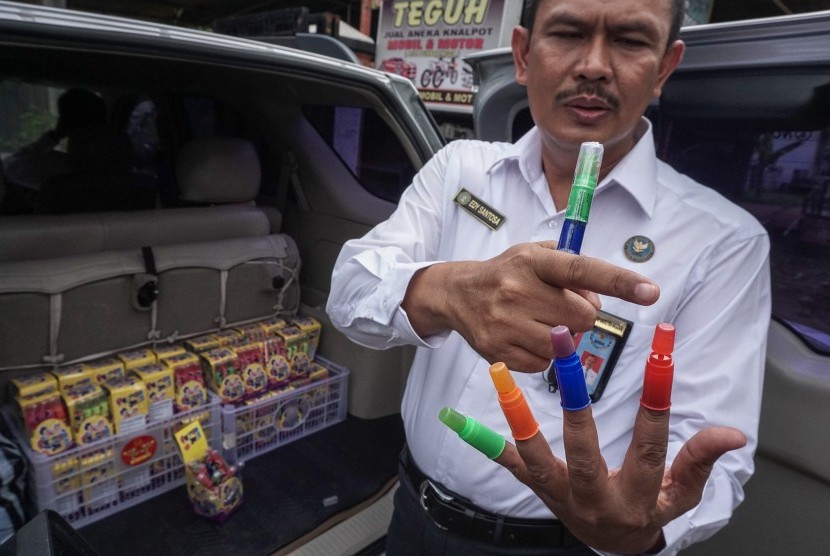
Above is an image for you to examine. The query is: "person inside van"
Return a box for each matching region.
[2,88,107,212]
[327,0,770,553]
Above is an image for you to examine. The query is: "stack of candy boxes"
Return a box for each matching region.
[11,314,324,459]
[186,316,326,407]
[7,315,325,523]
[187,316,349,465]
[8,346,217,524]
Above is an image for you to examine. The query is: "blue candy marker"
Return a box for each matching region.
[557,142,604,254]
[551,325,591,411]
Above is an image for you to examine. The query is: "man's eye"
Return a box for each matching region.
[551,31,582,40]
[616,37,648,47]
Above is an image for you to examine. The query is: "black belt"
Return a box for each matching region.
[400,448,582,548]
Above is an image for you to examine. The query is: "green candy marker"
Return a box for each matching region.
[557,141,604,254]
[439,406,506,460]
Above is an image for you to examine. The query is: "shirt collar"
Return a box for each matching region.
[488,117,658,218]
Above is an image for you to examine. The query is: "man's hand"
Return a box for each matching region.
[494,403,747,553]
[402,241,660,371]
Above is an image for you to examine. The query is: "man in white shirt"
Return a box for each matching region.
[327,0,770,554]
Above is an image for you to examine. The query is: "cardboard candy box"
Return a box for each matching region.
[102,376,148,434]
[232,342,268,399]
[212,329,242,347]
[131,363,174,403]
[199,348,244,404]
[131,363,175,422]
[62,381,113,446]
[117,348,156,371]
[174,421,242,523]
[51,364,93,394]
[10,372,58,398]
[262,338,290,389]
[277,325,304,361]
[277,325,311,381]
[184,334,220,354]
[233,322,268,343]
[164,352,208,412]
[153,343,187,363]
[86,357,126,386]
[11,373,72,455]
[16,390,73,456]
[259,317,287,337]
[289,316,322,360]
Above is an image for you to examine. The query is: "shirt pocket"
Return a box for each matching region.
[523,320,657,418]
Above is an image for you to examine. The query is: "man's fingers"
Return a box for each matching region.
[619,407,670,508]
[663,427,747,516]
[570,288,602,310]
[532,247,660,307]
[474,297,599,372]
[486,346,552,374]
[561,404,609,504]
[500,314,590,372]
[499,432,570,504]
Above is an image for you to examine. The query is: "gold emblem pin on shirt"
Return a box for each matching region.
[454,189,506,231]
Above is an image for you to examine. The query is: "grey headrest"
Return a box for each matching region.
[176,137,261,203]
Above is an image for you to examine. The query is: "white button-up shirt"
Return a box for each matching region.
[327,120,770,554]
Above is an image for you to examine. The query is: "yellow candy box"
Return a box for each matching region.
[86,357,126,385]
[51,364,93,394]
[62,381,113,446]
[102,376,148,434]
[117,348,156,371]
[132,363,175,422]
[199,348,244,404]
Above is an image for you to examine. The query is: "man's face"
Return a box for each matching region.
[513,0,683,158]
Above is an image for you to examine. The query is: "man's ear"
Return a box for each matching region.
[653,40,685,97]
[512,26,531,85]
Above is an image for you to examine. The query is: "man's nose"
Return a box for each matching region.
[577,36,612,81]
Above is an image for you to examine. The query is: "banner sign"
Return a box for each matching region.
[375,0,521,112]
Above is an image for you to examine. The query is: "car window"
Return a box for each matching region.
[0,83,258,214]
[108,93,163,180]
[655,117,830,354]
[0,81,59,155]
[182,95,251,139]
[303,104,417,202]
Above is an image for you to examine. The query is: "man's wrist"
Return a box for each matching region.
[402,261,473,338]
[402,264,450,337]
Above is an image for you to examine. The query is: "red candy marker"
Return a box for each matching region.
[640,323,676,411]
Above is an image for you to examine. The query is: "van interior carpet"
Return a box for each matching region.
[77,414,405,556]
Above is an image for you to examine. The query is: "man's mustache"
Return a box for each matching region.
[556,83,620,109]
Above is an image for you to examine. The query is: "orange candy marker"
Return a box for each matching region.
[489,362,539,441]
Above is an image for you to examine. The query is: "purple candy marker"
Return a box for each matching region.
[551,325,591,411]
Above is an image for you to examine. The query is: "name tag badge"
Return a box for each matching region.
[454,189,506,231]
[544,310,633,403]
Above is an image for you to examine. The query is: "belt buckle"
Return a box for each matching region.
[418,480,449,531]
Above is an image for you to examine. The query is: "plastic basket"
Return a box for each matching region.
[4,395,221,528]
[221,356,348,465]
